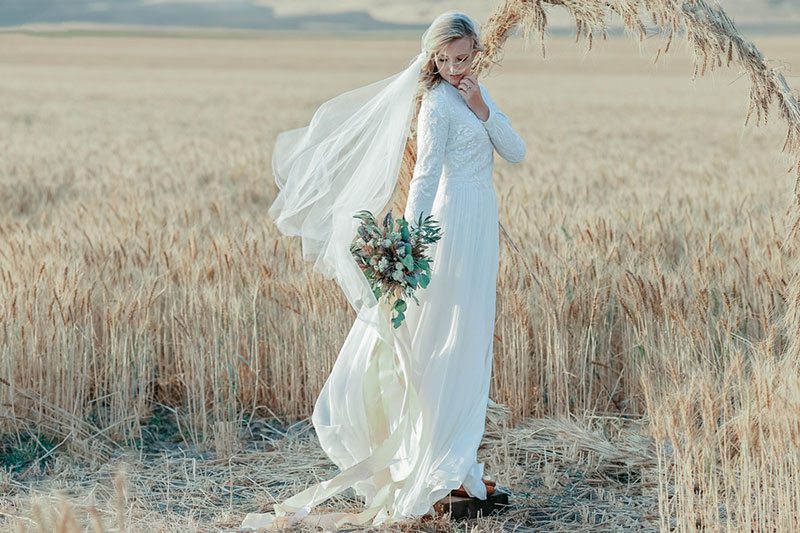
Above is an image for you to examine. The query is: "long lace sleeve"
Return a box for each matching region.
[478,84,526,163]
[404,87,450,225]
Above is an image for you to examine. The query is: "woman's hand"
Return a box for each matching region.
[457,75,489,121]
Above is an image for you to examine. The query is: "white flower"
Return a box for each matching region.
[392,270,404,282]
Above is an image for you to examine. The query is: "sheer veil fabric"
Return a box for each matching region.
[268,44,427,333]
[244,12,524,532]
[241,297,424,530]
[243,26,439,533]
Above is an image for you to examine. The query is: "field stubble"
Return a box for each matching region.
[1,33,799,531]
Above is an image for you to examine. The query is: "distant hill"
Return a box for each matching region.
[0,0,426,31]
[2,0,797,33]
[258,0,800,29]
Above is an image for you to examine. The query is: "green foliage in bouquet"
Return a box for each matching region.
[350,210,442,329]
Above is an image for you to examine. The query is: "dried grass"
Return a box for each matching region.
[1,414,660,532]
[393,0,800,360]
[387,8,800,525]
[0,31,798,531]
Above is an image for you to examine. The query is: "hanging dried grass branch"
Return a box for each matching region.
[388,0,800,356]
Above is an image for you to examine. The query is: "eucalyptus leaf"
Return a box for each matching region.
[419,272,430,288]
[391,312,405,329]
[401,223,410,241]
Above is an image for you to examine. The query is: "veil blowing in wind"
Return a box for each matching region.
[245,11,527,530]
[267,40,428,335]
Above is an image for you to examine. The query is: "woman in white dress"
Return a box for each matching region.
[242,11,525,531]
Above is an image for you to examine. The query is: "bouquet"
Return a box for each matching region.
[350,210,442,328]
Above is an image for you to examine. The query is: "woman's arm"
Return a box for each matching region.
[404,88,450,224]
[478,84,527,164]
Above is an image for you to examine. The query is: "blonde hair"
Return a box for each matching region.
[419,12,484,93]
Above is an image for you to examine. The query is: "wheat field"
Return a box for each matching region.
[1,30,799,531]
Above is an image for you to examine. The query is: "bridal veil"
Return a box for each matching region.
[268,32,437,333]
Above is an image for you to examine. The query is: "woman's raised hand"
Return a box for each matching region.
[457,75,489,121]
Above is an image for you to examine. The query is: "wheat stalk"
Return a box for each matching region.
[392,0,800,351]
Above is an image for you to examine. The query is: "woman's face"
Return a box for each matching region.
[433,36,476,87]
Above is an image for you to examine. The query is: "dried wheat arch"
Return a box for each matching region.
[386,0,800,358]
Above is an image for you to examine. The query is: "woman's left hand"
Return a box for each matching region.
[457,75,489,121]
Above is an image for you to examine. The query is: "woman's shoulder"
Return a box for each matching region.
[420,81,451,114]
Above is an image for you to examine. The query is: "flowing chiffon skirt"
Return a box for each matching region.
[241,179,499,530]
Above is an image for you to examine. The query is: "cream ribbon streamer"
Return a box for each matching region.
[241,298,422,531]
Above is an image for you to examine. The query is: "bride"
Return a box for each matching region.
[243,11,526,531]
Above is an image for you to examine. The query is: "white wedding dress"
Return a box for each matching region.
[242,81,525,531]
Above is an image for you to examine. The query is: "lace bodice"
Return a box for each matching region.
[403,81,526,224]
